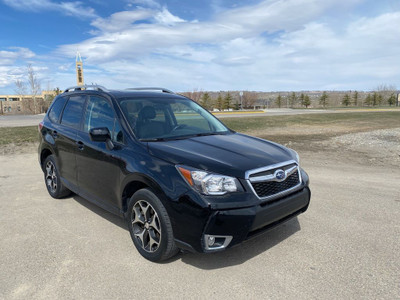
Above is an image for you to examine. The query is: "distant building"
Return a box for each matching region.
[397,91,400,106]
[0,90,55,115]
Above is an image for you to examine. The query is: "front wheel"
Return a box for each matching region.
[127,188,178,262]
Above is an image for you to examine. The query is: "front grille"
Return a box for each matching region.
[251,170,300,198]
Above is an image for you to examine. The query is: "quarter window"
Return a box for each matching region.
[48,96,67,123]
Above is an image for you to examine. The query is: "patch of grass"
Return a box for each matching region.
[0,126,38,145]
[1,111,400,151]
[222,111,400,133]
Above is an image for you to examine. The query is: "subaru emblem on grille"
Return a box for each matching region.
[274,169,286,181]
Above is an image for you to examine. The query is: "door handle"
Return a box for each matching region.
[52,131,58,139]
[76,141,84,150]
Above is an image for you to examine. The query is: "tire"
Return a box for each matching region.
[43,155,71,199]
[127,188,178,262]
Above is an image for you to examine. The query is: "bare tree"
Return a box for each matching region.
[376,84,396,104]
[14,79,27,99]
[180,88,203,103]
[27,64,41,114]
[242,91,258,109]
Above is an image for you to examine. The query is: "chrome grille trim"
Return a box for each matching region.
[249,165,298,183]
[245,160,302,201]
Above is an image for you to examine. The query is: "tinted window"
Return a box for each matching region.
[48,96,67,123]
[60,96,86,129]
[84,96,123,143]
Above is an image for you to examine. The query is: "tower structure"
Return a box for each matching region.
[76,51,84,86]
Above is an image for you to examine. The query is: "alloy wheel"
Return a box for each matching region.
[131,200,161,253]
[45,161,57,194]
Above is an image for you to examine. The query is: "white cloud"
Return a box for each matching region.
[0,47,35,65]
[127,0,161,9]
[2,0,399,92]
[91,10,154,33]
[58,0,365,64]
[2,0,97,18]
[154,7,186,25]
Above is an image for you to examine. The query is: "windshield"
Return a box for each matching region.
[118,97,230,140]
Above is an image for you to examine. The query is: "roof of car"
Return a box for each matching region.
[107,89,187,100]
[62,85,187,100]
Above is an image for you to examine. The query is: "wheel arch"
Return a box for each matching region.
[121,174,169,216]
[40,148,53,171]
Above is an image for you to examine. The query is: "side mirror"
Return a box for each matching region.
[89,127,110,142]
[89,127,115,150]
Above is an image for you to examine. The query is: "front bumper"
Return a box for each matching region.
[201,186,310,252]
[174,186,310,253]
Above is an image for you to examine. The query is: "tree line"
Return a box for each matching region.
[274,86,398,109]
[180,90,259,110]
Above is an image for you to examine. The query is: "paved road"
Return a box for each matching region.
[214,108,337,118]
[0,114,45,127]
[0,151,399,299]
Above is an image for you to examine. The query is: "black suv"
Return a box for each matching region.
[38,85,310,262]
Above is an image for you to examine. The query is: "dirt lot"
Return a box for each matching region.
[1,127,399,299]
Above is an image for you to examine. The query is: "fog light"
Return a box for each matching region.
[203,234,233,251]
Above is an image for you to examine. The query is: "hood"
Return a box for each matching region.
[147,133,295,178]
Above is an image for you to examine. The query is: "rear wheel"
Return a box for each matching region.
[43,155,71,198]
[127,188,178,262]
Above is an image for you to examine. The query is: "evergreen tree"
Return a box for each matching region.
[215,93,223,111]
[319,91,328,108]
[223,92,232,110]
[201,92,212,110]
[388,93,396,106]
[353,91,359,106]
[299,93,305,107]
[289,92,296,108]
[342,94,351,106]
[377,94,383,105]
[303,95,311,108]
[365,94,372,106]
[276,94,282,108]
[372,92,378,106]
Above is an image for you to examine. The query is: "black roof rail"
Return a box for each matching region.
[63,85,108,93]
[125,87,175,94]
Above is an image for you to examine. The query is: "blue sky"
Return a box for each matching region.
[0,0,399,94]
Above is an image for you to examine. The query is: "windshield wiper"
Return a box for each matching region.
[140,132,226,142]
[140,137,167,142]
[192,132,221,137]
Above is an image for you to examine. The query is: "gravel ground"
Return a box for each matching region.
[322,128,400,167]
[1,125,400,299]
[1,149,399,299]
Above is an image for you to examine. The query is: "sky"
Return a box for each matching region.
[0,0,399,94]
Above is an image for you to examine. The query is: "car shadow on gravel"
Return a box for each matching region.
[178,218,301,269]
[71,194,301,268]
[72,195,128,230]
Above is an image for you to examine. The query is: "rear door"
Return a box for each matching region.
[56,95,87,189]
[75,95,125,212]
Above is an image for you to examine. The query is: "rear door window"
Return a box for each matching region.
[60,96,86,129]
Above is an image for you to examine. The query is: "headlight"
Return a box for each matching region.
[177,165,242,195]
